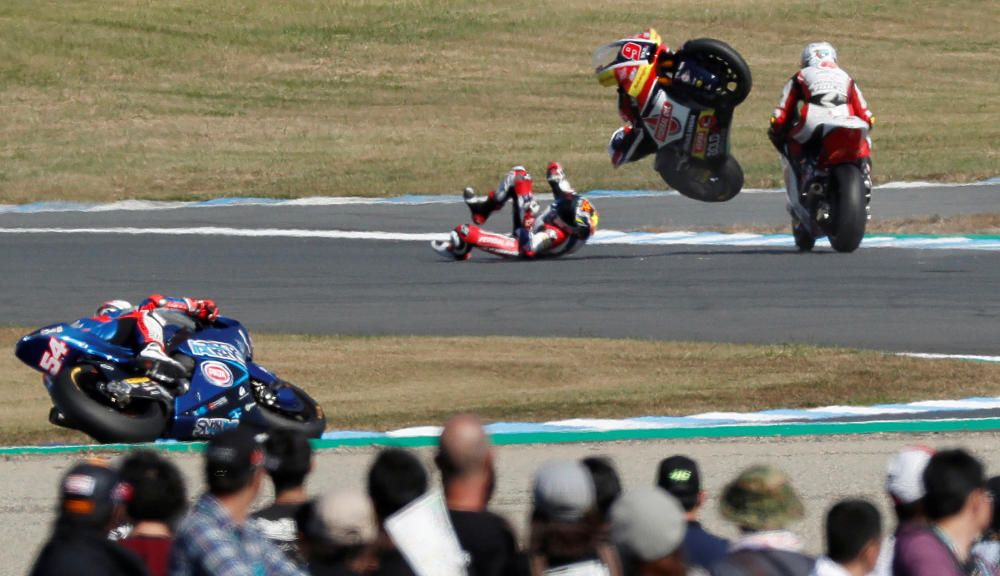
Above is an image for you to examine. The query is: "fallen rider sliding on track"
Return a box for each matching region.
[431,162,599,260]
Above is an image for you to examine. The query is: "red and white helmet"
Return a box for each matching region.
[801,42,838,68]
[96,299,132,316]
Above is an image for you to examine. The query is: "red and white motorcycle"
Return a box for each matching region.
[783,118,872,252]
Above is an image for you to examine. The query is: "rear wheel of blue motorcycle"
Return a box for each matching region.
[827,164,867,253]
[246,380,326,439]
[52,365,169,444]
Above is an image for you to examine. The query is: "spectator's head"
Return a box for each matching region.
[657,455,702,514]
[581,456,622,524]
[985,476,1000,537]
[530,460,601,562]
[923,449,990,529]
[297,490,377,570]
[611,487,687,576]
[886,445,934,524]
[204,427,266,499]
[119,450,187,529]
[435,414,495,508]
[367,448,428,525]
[263,429,313,497]
[825,499,882,572]
[57,458,129,532]
[720,465,804,532]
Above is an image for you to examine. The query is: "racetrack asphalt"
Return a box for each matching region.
[1,182,997,232]
[1,210,998,353]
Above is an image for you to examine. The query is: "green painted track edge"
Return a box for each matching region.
[3,417,1000,456]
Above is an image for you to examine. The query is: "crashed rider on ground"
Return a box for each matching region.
[73,295,219,391]
[432,162,599,260]
[768,42,875,198]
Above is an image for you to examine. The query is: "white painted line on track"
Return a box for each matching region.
[3,226,1000,252]
[898,353,1000,363]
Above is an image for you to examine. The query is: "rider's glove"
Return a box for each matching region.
[194,299,219,322]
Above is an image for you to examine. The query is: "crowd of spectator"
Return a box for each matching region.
[26,416,1000,576]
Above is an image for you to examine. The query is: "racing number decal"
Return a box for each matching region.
[39,337,69,376]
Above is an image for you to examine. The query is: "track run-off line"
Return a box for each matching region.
[4,227,1000,251]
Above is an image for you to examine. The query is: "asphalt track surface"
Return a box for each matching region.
[4,432,1000,573]
[1,184,998,353]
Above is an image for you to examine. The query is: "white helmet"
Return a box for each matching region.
[801,42,838,68]
[96,299,133,316]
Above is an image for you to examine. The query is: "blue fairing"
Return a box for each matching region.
[15,315,290,441]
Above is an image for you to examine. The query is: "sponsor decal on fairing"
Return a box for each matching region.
[201,361,234,388]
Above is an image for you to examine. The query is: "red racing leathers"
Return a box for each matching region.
[83,295,218,356]
[769,62,874,164]
[449,164,594,259]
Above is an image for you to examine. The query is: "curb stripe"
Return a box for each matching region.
[1,179,997,215]
[4,417,1000,456]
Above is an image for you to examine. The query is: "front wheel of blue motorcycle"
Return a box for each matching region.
[245,379,326,439]
[52,365,170,444]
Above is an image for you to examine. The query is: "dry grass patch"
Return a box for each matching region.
[4,327,1000,445]
[0,0,997,204]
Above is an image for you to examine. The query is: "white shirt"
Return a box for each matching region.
[811,556,853,576]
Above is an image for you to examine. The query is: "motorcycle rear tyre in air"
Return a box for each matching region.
[827,164,867,253]
[52,365,169,444]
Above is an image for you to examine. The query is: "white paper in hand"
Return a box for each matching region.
[384,490,469,576]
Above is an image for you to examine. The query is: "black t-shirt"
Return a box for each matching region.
[374,549,417,576]
[449,509,521,576]
[250,502,306,567]
[30,527,149,576]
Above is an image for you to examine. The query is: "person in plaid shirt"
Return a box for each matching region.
[169,427,305,576]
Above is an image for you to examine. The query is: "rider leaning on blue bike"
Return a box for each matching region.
[73,294,219,387]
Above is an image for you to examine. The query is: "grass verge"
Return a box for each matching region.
[1,0,998,204]
[3,327,999,446]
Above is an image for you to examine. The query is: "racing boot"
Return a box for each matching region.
[430,228,472,260]
[463,187,500,225]
[546,161,576,199]
[138,343,188,391]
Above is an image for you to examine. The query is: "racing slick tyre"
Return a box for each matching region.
[827,164,867,253]
[676,38,753,108]
[792,220,816,252]
[245,379,326,438]
[51,364,169,444]
[657,151,744,202]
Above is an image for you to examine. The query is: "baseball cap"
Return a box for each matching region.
[533,460,596,523]
[205,427,265,491]
[720,465,804,531]
[886,445,935,505]
[59,458,129,527]
[657,455,701,510]
[315,490,378,547]
[611,487,687,563]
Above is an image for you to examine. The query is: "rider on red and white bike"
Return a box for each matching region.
[768,42,875,205]
[431,162,599,260]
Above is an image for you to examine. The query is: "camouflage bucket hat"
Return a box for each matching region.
[719,465,804,530]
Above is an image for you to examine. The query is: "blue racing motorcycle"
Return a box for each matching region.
[15,313,326,443]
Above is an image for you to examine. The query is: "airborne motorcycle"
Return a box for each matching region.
[594,29,753,202]
[782,119,872,253]
[15,313,325,443]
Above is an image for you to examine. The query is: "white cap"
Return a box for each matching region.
[886,445,935,504]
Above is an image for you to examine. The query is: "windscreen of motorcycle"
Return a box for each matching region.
[593,38,657,87]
